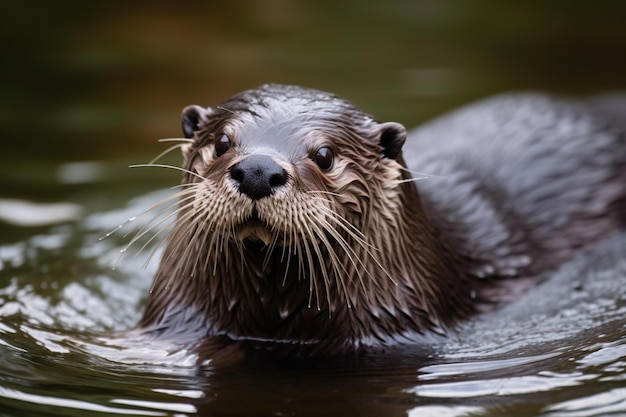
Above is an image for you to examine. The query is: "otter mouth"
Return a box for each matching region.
[236,209,275,246]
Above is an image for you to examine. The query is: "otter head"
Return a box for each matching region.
[178,84,407,253]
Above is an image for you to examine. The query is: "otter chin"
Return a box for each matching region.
[237,218,273,246]
[134,84,626,359]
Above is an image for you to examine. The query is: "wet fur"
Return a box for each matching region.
[135,85,626,358]
[408,94,626,300]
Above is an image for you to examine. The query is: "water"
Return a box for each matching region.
[0,186,625,416]
[1,2,626,416]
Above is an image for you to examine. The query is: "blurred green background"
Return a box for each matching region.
[1,0,625,201]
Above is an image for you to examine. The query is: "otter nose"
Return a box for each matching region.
[230,155,288,200]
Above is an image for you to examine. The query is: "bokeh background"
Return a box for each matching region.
[1,0,625,219]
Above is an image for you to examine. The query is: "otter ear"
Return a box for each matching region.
[182,105,212,139]
[377,122,406,160]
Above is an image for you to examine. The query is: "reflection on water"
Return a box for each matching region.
[0,184,625,416]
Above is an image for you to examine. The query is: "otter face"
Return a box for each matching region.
[177,84,407,252]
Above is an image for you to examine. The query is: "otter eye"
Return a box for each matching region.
[312,147,334,171]
[214,134,231,157]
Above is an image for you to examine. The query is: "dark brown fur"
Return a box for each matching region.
[135,84,626,359]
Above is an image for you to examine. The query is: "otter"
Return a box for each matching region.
[134,84,626,359]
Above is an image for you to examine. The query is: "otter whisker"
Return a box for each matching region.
[311,201,378,252]
[155,213,195,288]
[300,217,334,315]
[287,209,305,286]
[226,222,240,273]
[131,184,199,221]
[313,203,397,301]
[100,223,125,241]
[164,198,210,264]
[215,105,237,115]
[311,220,354,308]
[158,209,204,289]
[313,212,371,303]
[192,214,217,279]
[279,226,292,287]
[138,218,186,269]
[398,166,440,180]
[295,235,317,309]
[112,193,197,269]
[395,176,433,184]
[103,184,197,242]
[102,188,190,242]
[190,204,214,277]
[311,202,380,255]
[306,193,372,237]
[122,194,198,262]
[291,194,382,306]
[149,144,185,165]
[205,227,221,277]
[145,201,204,274]
[185,205,220,280]
[261,220,282,270]
[305,190,343,199]
[231,221,250,276]
[171,229,201,289]
[205,221,221,277]
[124,190,197,245]
[158,137,194,143]
[275,208,295,287]
[264,236,279,271]
[309,219,354,312]
[129,163,206,182]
